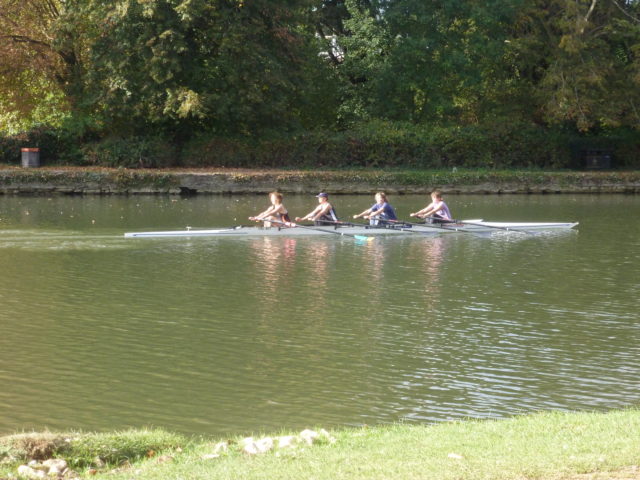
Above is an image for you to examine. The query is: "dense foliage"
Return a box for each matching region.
[1,0,640,167]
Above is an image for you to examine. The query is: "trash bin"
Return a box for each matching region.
[21,148,41,168]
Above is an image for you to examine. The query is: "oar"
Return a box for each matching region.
[303,218,434,236]
[404,216,534,235]
[387,219,480,235]
[317,218,450,237]
[252,218,374,242]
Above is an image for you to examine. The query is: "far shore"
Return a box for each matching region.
[1,165,639,195]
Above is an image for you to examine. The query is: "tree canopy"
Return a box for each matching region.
[2,0,640,138]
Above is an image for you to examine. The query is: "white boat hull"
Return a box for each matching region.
[124,221,578,238]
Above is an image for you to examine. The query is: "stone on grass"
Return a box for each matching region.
[43,459,67,474]
[201,454,220,460]
[213,441,228,454]
[277,435,298,449]
[17,464,46,479]
[318,429,336,444]
[241,436,274,455]
[255,437,273,453]
[299,429,318,446]
[241,437,259,455]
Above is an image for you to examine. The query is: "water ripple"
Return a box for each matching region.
[1,195,639,435]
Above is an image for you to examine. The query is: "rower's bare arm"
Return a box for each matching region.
[297,205,321,222]
[353,208,370,219]
[314,204,332,220]
[411,205,431,217]
[295,212,313,222]
[367,208,383,218]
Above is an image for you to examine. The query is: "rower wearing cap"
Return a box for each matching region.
[295,192,339,226]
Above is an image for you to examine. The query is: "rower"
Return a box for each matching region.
[249,191,291,227]
[353,192,397,226]
[295,192,339,226]
[410,190,452,224]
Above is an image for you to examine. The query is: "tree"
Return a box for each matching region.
[82,0,337,137]
[333,0,523,126]
[0,0,71,132]
[509,0,640,131]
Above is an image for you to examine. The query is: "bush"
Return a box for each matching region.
[179,136,253,167]
[179,121,575,169]
[2,122,638,169]
[81,136,177,168]
[568,129,640,169]
[0,132,22,164]
[0,126,80,165]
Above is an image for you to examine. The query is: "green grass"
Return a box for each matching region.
[0,429,183,473]
[2,409,639,480]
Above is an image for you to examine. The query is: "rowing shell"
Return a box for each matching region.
[124,221,578,238]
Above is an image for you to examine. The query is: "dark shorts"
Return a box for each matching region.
[427,215,448,224]
[314,215,337,226]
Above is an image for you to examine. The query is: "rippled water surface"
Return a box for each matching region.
[0,194,638,436]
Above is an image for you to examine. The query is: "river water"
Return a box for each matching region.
[0,194,638,436]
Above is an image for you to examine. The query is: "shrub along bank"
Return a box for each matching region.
[0,167,639,195]
[1,409,639,480]
[1,122,640,170]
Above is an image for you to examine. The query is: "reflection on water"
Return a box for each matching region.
[0,195,639,436]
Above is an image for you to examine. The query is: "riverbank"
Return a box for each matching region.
[1,409,639,479]
[1,166,639,194]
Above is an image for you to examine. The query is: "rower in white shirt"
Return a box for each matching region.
[410,190,452,224]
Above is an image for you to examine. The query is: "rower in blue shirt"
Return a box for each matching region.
[353,192,397,225]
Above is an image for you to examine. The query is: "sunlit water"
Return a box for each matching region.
[0,194,638,436]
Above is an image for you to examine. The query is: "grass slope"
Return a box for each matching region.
[1,409,639,479]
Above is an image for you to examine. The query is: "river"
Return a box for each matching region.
[0,194,638,436]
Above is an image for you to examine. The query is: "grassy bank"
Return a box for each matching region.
[2,409,639,479]
[1,166,639,194]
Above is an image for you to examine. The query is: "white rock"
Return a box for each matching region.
[447,452,464,460]
[18,465,35,476]
[299,429,318,446]
[277,435,297,449]
[201,454,220,460]
[254,437,273,453]
[242,442,259,455]
[241,437,259,455]
[17,465,46,479]
[43,458,67,476]
[318,429,336,443]
[43,459,67,471]
[213,441,228,454]
[240,437,254,446]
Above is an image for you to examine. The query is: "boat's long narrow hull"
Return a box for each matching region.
[124,221,578,238]
[437,221,579,232]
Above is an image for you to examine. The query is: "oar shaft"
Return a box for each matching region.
[254,218,373,241]
[403,216,532,234]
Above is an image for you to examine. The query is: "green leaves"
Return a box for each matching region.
[2,0,640,139]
